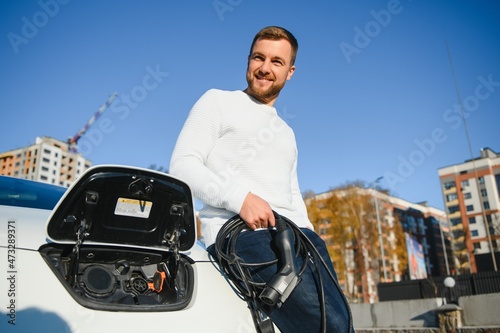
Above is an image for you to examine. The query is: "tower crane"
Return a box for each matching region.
[68,92,118,153]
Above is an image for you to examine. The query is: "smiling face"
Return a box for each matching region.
[244,38,296,106]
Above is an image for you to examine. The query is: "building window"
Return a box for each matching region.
[43,148,51,154]
[450,218,461,226]
[474,243,481,250]
[42,157,50,163]
[446,193,458,202]
[463,192,472,199]
[484,201,490,210]
[471,230,479,237]
[466,205,474,212]
[461,180,470,187]
[444,181,456,190]
[496,175,500,196]
[478,177,485,184]
[469,217,476,224]
[481,189,487,197]
[448,205,460,214]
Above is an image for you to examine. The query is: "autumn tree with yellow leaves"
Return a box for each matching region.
[305,181,407,303]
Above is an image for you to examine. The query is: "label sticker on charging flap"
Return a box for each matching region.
[114,198,152,218]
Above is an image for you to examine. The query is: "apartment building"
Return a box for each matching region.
[438,147,500,273]
[306,187,450,303]
[0,136,92,187]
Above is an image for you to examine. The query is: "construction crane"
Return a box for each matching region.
[68,92,118,153]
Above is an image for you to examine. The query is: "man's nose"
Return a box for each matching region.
[259,59,271,74]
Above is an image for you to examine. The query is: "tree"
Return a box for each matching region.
[148,164,168,173]
[390,213,408,279]
[306,181,405,303]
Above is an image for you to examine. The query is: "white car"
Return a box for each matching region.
[0,165,261,332]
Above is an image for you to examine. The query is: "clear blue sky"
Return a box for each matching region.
[1,1,499,210]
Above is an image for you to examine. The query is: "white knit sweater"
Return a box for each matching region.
[169,89,313,246]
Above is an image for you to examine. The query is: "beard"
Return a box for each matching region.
[245,71,286,104]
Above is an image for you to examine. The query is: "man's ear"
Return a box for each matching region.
[287,65,296,81]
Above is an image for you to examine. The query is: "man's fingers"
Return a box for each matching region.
[268,212,276,227]
[240,192,276,229]
[247,213,275,229]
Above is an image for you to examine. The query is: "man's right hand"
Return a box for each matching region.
[239,192,276,230]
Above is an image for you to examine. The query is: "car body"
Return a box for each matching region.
[0,165,260,332]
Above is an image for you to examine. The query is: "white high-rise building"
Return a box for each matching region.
[438,147,500,273]
[0,136,92,187]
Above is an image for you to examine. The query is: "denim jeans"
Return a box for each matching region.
[208,228,353,333]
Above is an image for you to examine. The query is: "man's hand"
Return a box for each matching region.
[239,192,276,230]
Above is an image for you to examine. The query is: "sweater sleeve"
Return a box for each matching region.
[169,90,249,214]
[290,152,314,229]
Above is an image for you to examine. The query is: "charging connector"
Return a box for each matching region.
[259,216,300,307]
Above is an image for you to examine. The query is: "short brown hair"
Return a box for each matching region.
[249,26,298,65]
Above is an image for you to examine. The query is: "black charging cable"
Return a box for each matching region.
[213,212,353,333]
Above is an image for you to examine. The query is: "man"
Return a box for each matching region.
[170,26,352,333]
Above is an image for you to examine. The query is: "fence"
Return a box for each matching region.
[378,271,500,302]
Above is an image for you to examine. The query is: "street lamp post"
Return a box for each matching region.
[373,177,388,282]
[439,219,451,275]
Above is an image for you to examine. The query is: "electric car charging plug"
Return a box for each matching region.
[259,216,300,307]
[148,270,167,293]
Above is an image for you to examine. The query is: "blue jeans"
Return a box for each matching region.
[208,228,353,333]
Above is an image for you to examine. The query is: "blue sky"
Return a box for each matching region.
[1,0,499,210]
